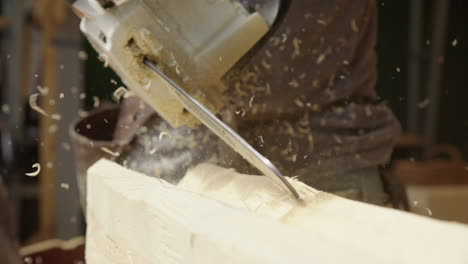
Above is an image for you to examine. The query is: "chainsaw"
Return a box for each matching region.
[70,0,300,199]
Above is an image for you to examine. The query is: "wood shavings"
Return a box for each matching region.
[269,37,281,46]
[316,54,326,64]
[113,87,128,101]
[334,107,344,114]
[292,154,297,162]
[159,131,171,141]
[418,99,430,109]
[299,112,310,127]
[251,105,259,115]
[259,136,264,144]
[243,72,258,82]
[175,61,183,74]
[333,135,343,144]
[261,60,271,69]
[100,147,120,157]
[48,124,58,133]
[281,33,288,43]
[426,208,433,216]
[78,110,89,118]
[249,95,255,108]
[298,126,311,134]
[294,99,305,108]
[29,93,48,117]
[452,39,458,47]
[317,19,327,25]
[139,126,148,134]
[234,83,249,97]
[98,54,109,67]
[25,163,41,177]
[364,106,373,117]
[78,51,88,60]
[123,91,135,99]
[265,83,272,95]
[289,79,299,88]
[351,19,359,32]
[51,114,61,121]
[37,85,49,96]
[149,147,158,155]
[312,80,319,88]
[307,134,314,146]
[143,78,152,91]
[284,122,295,136]
[251,86,266,93]
[311,104,320,111]
[127,251,135,264]
[71,86,79,95]
[93,96,100,108]
[62,142,71,151]
[2,104,10,114]
[292,38,302,59]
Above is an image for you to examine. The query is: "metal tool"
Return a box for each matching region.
[144,59,300,199]
[72,0,299,198]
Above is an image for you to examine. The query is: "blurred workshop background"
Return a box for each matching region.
[0,0,466,255]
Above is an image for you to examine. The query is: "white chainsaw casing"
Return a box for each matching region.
[73,0,269,127]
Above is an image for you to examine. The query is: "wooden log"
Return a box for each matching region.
[86,159,468,264]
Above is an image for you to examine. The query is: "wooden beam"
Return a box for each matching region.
[34,0,67,241]
[86,159,468,264]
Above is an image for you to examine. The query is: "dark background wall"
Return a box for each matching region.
[377,0,468,158]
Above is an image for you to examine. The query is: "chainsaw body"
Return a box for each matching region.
[73,0,269,127]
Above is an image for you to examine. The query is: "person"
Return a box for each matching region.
[71,0,401,211]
